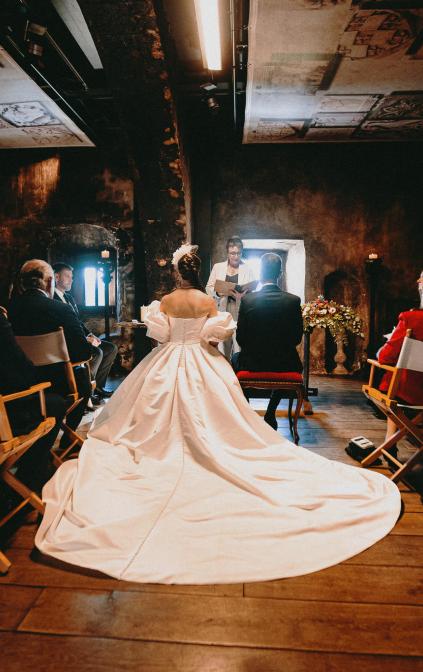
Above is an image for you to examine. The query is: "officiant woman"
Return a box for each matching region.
[206,236,256,359]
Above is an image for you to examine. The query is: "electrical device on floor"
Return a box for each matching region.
[345,436,376,462]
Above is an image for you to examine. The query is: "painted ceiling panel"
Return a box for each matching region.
[244,0,423,142]
[0,48,94,148]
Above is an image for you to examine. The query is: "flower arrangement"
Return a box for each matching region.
[302,296,364,343]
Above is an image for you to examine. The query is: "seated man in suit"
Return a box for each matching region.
[234,253,303,430]
[8,260,93,445]
[53,262,117,402]
[0,307,66,492]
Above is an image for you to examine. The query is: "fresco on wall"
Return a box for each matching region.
[316,94,380,113]
[250,119,304,141]
[244,0,423,143]
[0,48,94,148]
[305,126,355,139]
[22,125,83,146]
[0,101,60,127]
[338,10,418,59]
[311,111,367,126]
[357,118,423,138]
[368,93,423,120]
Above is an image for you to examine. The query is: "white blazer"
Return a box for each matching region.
[206,260,256,312]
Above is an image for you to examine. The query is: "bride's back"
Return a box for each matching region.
[161,251,217,319]
[161,288,216,319]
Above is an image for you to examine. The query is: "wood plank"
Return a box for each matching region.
[245,564,423,605]
[18,588,423,656]
[3,633,423,672]
[390,513,423,536]
[0,585,41,630]
[346,535,423,566]
[0,549,242,597]
[4,523,36,550]
[402,491,423,512]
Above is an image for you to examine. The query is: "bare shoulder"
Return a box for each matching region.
[160,293,172,312]
[205,294,215,306]
[205,294,217,316]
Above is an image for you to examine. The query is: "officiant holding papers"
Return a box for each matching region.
[206,236,256,359]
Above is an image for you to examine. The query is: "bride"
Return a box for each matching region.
[35,245,401,584]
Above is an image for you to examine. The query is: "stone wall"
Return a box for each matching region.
[0,147,137,369]
[192,141,423,373]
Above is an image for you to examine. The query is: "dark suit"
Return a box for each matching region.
[235,284,303,420]
[53,290,117,392]
[0,311,66,490]
[236,284,303,372]
[8,289,92,439]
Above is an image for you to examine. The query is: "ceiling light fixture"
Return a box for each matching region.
[194,0,222,71]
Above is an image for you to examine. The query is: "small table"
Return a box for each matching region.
[115,321,147,329]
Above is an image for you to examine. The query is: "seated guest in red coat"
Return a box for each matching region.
[378,272,423,445]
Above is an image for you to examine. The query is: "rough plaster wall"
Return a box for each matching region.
[207,143,423,373]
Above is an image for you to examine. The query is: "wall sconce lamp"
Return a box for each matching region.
[98,250,113,339]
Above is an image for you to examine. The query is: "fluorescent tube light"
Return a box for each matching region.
[194,0,222,71]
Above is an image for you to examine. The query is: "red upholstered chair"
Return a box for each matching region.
[236,371,304,444]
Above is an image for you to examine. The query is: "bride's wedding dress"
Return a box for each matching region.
[36,304,400,583]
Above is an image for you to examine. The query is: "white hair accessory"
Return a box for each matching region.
[171,243,198,268]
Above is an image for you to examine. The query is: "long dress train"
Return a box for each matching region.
[35,304,401,584]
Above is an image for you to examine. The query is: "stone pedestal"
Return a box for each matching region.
[333,338,348,375]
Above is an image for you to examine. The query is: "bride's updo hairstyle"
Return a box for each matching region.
[178,253,206,292]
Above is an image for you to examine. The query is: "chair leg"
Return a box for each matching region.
[288,396,294,437]
[0,551,11,574]
[394,409,423,444]
[0,496,31,527]
[2,470,44,513]
[292,389,303,445]
[390,447,423,485]
[361,428,405,467]
[52,423,84,465]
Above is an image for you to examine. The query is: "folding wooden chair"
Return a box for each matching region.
[361,329,423,486]
[15,328,95,467]
[0,381,55,573]
[236,371,305,444]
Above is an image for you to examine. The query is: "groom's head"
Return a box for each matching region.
[260,253,282,284]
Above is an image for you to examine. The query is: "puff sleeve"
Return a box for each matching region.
[201,311,236,344]
[144,301,170,343]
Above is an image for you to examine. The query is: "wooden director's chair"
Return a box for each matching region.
[361,329,423,486]
[0,382,55,574]
[15,328,95,468]
[236,371,305,444]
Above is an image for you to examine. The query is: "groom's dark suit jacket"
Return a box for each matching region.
[236,284,303,372]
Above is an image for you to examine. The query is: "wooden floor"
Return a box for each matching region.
[1,376,423,672]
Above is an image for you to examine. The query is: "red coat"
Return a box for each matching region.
[378,309,423,405]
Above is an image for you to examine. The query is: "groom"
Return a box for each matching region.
[233,253,303,429]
